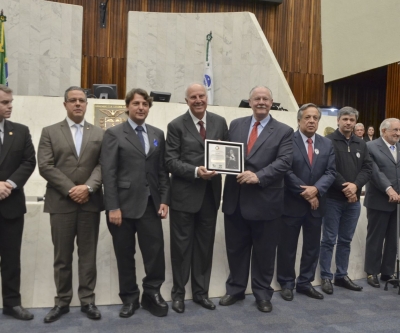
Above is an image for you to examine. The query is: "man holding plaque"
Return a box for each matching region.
[220,86,293,313]
[165,83,228,313]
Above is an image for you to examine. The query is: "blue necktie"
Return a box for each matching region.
[390,145,396,152]
[136,126,146,151]
[73,124,82,156]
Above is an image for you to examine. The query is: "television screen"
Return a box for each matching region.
[150,91,171,102]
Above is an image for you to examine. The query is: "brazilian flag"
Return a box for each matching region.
[0,11,8,86]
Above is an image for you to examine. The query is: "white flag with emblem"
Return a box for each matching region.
[203,32,213,105]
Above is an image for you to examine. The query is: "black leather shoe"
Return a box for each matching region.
[256,300,272,313]
[381,274,399,287]
[119,303,140,318]
[193,298,216,310]
[367,274,380,288]
[141,293,168,317]
[280,288,293,301]
[334,276,363,291]
[44,305,70,323]
[296,287,324,300]
[219,294,245,306]
[3,305,34,320]
[171,300,185,313]
[321,278,333,294]
[81,303,101,320]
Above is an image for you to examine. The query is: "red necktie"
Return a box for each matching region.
[247,121,260,155]
[307,138,313,165]
[198,120,206,141]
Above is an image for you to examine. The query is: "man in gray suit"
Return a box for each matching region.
[364,118,400,287]
[220,86,293,313]
[38,86,104,323]
[165,83,229,313]
[101,88,170,318]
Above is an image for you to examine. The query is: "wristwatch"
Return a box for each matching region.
[86,185,93,194]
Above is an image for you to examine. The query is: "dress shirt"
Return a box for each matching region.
[247,114,271,142]
[381,137,397,162]
[66,117,85,147]
[127,118,150,154]
[188,110,207,178]
[299,130,316,152]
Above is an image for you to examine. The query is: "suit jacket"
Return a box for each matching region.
[38,119,104,213]
[101,121,170,219]
[0,120,36,219]
[222,116,293,221]
[283,130,336,218]
[364,137,400,212]
[165,110,229,213]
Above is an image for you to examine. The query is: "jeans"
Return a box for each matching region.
[319,198,361,280]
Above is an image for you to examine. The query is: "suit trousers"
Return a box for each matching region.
[277,212,322,290]
[0,214,24,307]
[170,182,217,302]
[364,207,397,275]
[224,205,280,301]
[107,197,165,304]
[50,209,100,307]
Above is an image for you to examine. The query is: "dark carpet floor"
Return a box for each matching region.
[1,279,400,333]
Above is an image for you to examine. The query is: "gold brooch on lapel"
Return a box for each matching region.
[9,132,13,135]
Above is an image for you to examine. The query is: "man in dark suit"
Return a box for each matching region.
[277,103,336,301]
[220,86,293,313]
[364,118,400,288]
[38,86,104,323]
[101,88,170,318]
[165,83,229,313]
[0,85,36,320]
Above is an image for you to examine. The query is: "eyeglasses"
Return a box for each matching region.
[66,98,87,104]
[387,128,400,133]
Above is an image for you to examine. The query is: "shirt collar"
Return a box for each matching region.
[0,119,5,132]
[382,137,396,148]
[128,118,147,132]
[251,114,270,128]
[299,130,316,143]
[188,109,207,125]
[66,117,85,127]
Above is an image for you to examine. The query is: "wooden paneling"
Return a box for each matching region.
[48,0,323,103]
[324,66,387,133]
[386,63,400,119]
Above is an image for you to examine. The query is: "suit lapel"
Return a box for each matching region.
[377,138,396,164]
[123,121,146,156]
[78,122,92,160]
[294,131,312,169]
[60,120,78,159]
[183,111,204,147]
[241,117,252,155]
[312,134,322,170]
[146,125,156,158]
[0,121,15,166]
[247,116,274,158]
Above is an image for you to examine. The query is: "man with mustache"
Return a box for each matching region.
[165,83,228,313]
[319,107,372,295]
[220,86,293,312]
[277,103,336,302]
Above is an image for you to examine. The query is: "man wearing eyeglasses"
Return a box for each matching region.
[364,118,400,288]
[38,86,104,323]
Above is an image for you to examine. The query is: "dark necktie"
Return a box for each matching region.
[307,138,313,165]
[247,121,260,155]
[136,125,146,151]
[198,120,206,141]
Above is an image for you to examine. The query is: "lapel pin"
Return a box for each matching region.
[86,127,89,130]
[9,132,13,135]
[356,152,360,158]
[314,149,319,155]
[153,138,158,147]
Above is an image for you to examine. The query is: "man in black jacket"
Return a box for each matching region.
[319,107,372,295]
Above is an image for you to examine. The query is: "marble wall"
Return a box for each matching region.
[0,0,82,96]
[126,12,298,111]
